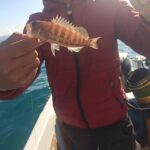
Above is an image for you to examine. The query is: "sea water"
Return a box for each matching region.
[0,63,50,150]
[0,40,142,150]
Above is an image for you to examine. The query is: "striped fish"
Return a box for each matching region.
[26,16,101,56]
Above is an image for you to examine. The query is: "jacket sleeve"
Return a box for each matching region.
[0,14,44,100]
[115,0,150,58]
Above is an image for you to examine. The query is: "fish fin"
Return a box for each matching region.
[52,16,76,30]
[76,27,89,38]
[51,43,60,56]
[68,47,83,52]
[51,16,89,38]
[89,37,101,49]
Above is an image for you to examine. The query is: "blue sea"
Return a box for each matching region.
[0,63,50,150]
[0,39,141,150]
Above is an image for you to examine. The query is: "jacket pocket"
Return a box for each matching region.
[108,117,136,150]
[120,117,134,137]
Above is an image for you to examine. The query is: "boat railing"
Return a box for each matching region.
[24,95,56,150]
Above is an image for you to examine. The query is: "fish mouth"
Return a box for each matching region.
[26,21,39,35]
[26,22,41,38]
[30,21,38,28]
[26,23,32,36]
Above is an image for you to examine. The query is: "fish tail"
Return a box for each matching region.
[89,37,101,49]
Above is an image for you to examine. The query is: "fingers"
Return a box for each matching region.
[19,67,39,87]
[0,37,40,60]
[0,32,28,47]
[2,56,40,88]
[1,68,39,90]
[15,62,39,87]
[0,33,42,90]
[14,68,38,88]
[3,50,39,74]
[16,56,40,80]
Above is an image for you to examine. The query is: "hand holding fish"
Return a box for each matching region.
[26,16,101,56]
[130,0,150,22]
[0,33,40,90]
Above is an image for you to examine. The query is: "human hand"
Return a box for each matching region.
[130,0,150,22]
[0,33,40,90]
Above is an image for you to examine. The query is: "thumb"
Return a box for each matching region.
[0,32,29,47]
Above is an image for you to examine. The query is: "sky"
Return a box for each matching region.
[0,0,132,36]
[0,0,43,36]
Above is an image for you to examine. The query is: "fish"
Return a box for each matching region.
[26,16,101,56]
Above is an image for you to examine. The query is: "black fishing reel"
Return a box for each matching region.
[126,68,150,111]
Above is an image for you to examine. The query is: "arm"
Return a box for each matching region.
[115,0,150,58]
[0,33,42,100]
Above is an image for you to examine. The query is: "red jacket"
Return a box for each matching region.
[0,0,150,128]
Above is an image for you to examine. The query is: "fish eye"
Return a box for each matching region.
[31,21,38,27]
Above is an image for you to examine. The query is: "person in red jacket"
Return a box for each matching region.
[0,0,150,149]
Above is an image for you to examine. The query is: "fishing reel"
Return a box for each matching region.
[126,68,150,111]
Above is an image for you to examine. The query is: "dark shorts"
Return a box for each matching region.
[59,116,136,150]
